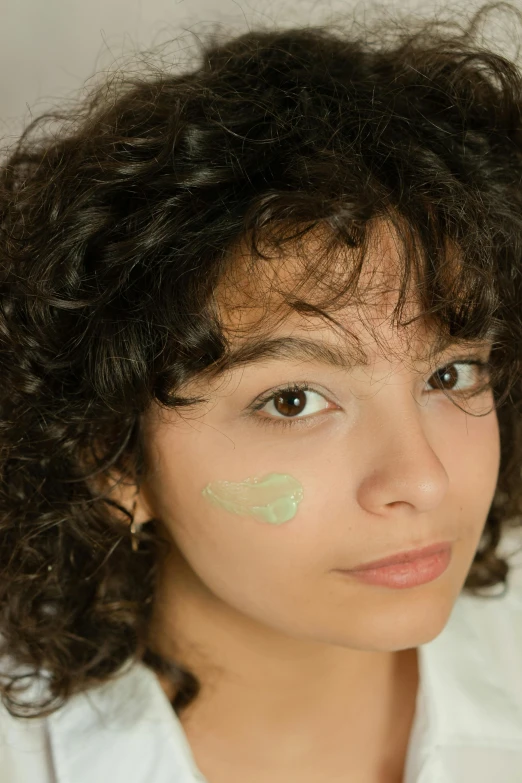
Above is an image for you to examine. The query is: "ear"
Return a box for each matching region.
[101,470,155,528]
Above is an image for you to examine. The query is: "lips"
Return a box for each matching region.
[348,541,454,572]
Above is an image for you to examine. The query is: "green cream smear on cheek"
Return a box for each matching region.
[201,473,304,525]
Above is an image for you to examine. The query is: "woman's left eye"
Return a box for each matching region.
[426,360,489,392]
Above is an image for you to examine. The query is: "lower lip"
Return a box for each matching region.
[337,546,453,589]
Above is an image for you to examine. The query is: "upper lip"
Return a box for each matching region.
[342,540,454,572]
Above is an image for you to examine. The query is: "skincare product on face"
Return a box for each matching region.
[201,473,303,524]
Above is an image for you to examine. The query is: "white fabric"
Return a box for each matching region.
[2,528,522,783]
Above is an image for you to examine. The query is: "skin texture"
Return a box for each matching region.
[126,226,501,782]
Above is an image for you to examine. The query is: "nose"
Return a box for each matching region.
[356,400,450,517]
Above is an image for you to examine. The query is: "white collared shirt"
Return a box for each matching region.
[2,528,522,783]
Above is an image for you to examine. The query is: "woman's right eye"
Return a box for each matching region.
[261,388,330,419]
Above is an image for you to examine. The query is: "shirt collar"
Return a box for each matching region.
[48,660,208,783]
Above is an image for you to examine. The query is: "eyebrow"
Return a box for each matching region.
[209,329,498,376]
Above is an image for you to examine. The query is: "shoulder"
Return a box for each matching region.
[47,661,207,782]
[0,656,54,783]
[0,657,206,783]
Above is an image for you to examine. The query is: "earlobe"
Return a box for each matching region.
[111,480,155,553]
[101,470,155,527]
[130,488,155,526]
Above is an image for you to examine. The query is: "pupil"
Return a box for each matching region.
[275,390,307,417]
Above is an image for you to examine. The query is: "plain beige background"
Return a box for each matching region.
[1,0,517,141]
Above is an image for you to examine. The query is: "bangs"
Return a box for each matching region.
[158,208,505,409]
[233,207,500,343]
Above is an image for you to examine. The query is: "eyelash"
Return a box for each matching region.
[247,359,491,431]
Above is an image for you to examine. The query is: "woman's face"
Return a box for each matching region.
[137,229,500,653]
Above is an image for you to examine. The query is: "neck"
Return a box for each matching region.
[148,547,419,779]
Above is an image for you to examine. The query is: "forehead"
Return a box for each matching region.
[214,221,442,361]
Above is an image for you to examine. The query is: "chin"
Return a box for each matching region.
[364,586,461,651]
[312,579,461,652]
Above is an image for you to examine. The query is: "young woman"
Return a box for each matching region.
[2,4,522,782]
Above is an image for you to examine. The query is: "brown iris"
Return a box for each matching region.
[431,365,459,390]
[273,389,307,417]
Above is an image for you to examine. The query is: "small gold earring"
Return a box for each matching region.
[130,500,140,553]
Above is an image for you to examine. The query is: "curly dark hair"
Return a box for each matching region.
[2,2,522,720]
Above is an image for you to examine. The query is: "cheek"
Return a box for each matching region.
[142,425,332,623]
[438,406,500,531]
[149,463,320,593]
